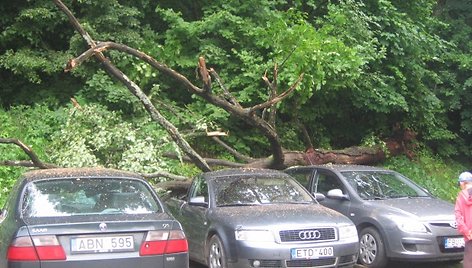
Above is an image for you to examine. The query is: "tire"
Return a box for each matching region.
[207,235,227,268]
[358,227,388,268]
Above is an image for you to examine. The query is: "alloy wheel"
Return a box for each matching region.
[359,232,377,264]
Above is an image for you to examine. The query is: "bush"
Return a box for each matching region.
[383,150,466,203]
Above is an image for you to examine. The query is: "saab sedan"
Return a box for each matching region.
[0,167,188,268]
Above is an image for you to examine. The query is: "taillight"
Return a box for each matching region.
[139,230,188,256]
[33,235,66,260]
[7,235,66,261]
[7,236,38,261]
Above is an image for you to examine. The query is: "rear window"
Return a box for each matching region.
[21,178,161,217]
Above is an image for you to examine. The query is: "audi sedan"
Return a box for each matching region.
[0,167,188,268]
[164,168,359,268]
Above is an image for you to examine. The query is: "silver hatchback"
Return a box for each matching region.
[285,165,464,268]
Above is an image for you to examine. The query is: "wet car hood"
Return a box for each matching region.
[211,203,353,228]
[371,197,455,221]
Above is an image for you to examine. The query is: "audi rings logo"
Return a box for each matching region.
[449,221,458,229]
[99,222,107,232]
[298,230,321,240]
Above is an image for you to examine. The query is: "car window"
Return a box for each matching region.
[0,207,5,223]
[21,178,161,217]
[315,172,344,195]
[214,175,313,206]
[189,176,208,201]
[287,170,312,190]
[341,171,429,199]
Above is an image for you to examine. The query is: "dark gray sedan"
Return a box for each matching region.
[164,168,359,268]
[285,165,463,268]
[0,167,188,268]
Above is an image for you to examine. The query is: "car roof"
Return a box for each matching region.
[21,167,144,182]
[202,168,288,179]
[287,164,392,172]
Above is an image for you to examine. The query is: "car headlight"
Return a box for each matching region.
[235,230,274,242]
[391,217,428,233]
[338,225,358,242]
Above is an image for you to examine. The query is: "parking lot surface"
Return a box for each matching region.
[189,260,461,268]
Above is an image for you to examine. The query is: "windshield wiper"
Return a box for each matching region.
[269,201,313,204]
[218,203,259,207]
[365,196,386,200]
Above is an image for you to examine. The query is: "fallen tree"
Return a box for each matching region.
[0,0,418,179]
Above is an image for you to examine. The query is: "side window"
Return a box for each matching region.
[189,177,208,202]
[287,170,313,191]
[315,172,344,195]
[0,207,5,222]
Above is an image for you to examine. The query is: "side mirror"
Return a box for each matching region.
[312,193,326,202]
[189,196,208,207]
[327,189,349,200]
[0,209,5,222]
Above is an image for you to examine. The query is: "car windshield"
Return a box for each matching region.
[214,175,314,206]
[341,171,430,200]
[21,178,161,217]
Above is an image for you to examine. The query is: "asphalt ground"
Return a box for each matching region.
[189,260,462,268]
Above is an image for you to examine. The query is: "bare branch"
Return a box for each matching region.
[163,152,246,168]
[54,0,211,172]
[198,57,212,92]
[209,68,242,108]
[141,171,189,181]
[249,73,304,113]
[0,138,58,169]
[211,137,255,162]
[0,160,41,168]
[64,41,203,94]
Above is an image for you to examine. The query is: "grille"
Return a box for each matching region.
[279,227,336,242]
[286,257,336,267]
[430,222,457,229]
[339,254,357,264]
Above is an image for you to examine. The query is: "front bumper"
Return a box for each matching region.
[227,240,359,268]
[384,227,464,262]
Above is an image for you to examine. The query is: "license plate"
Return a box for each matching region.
[444,237,465,249]
[291,247,334,259]
[71,235,134,253]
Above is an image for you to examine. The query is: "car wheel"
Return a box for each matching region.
[208,235,227,268]
[358,227,388,268]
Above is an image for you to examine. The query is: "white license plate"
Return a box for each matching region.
[291,246,334,259]
[444,237,465,249]
[71,235,134,253]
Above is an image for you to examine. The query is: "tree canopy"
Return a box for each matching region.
[0,0,471,177]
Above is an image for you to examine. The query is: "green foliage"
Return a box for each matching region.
[0,167,24,209]
[77,70,142,113]
[0,49,70,84]
[0,105,65,206]
[384,149,466,202]
[0,1,471,204]
[50,104,167,173]
[431,0,472,157]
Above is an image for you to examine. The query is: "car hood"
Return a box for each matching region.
[212,203,353,228]
[372,197,455,221]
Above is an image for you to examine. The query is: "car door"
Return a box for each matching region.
[313,169,351,217]
[180,176,209,263]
